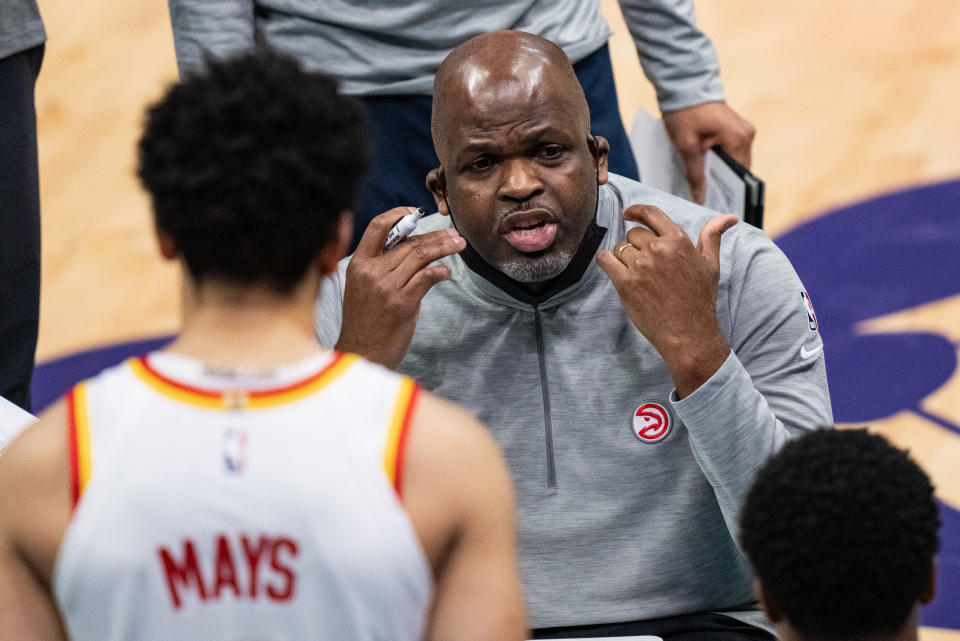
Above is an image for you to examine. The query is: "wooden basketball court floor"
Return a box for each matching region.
[31,1,960,635]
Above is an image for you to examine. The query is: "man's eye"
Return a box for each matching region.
[538,145,565,159]
[467,156,494,171]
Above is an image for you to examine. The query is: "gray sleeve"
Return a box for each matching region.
[615,0,725,111]
[670,225,833,541]
[167,0,256,77]
[314,262,347,350]
[314,216,450,350]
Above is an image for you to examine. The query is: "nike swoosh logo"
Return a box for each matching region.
[800,343,823,359]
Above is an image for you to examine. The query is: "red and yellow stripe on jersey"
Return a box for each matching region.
[67,383,93,510]
[382,378,421,499]
[67,352,358,508]
[128,352,357,410]
[66,352,420,507]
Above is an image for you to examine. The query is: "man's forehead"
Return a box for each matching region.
[461,65,544,106]
[432,32,589,157]
[443,68,583,131]
[444,97,581,157]
[452,51,563,106]
[460,45,549,94]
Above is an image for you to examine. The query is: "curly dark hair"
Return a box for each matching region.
[740,428,939,640]
[137,49,367,293]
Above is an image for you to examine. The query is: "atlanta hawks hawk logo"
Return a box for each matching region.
[632,402,671,443]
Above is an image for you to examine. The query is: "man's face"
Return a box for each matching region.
[430,71,608,282]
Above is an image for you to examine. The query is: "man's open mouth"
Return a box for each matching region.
[501,211,558,253]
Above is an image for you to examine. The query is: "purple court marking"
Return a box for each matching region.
[32,335,173,413]
[29,180,960,630]
[776,178,960,628]
[776,179,960,428]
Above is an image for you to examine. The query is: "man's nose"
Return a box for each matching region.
[498,158,544,202]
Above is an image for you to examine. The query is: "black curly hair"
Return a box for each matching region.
[137,49,367,293]
[740,428,939,640]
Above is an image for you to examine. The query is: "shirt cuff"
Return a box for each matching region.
[669,348,749,429]
[656,70,726,112]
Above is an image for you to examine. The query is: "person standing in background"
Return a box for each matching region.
[166,0,755,247]
[0,0,45,411]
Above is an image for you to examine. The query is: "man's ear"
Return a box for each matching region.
[154,225,178,260]
[754,578,784,624]
[426,167,450,216]
[920,563,937,605]
[317,211,353,275]
[589,134,610,186]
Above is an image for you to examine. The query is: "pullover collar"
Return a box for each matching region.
[457,223,607,307]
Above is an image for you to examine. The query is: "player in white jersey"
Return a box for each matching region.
[0,51,526,641]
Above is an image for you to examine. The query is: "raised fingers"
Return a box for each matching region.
[596,248,630,291]
[696,214,738,269]
[402,263,455,301]
[625,225,656,248]
[354,207,418,258]
[621,204,678,237]
[388,228,465,287]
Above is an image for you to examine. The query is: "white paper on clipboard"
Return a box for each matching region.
[629,107,753,222]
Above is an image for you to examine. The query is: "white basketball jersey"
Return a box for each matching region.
[53,350,432,641]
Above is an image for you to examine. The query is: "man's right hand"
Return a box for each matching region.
[335,207,465,369]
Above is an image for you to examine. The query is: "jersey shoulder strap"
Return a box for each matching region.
[382,376,421,499]
[65,382,93,510]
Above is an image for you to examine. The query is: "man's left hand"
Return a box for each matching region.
[662,101,755,205]
[597,205,738,399]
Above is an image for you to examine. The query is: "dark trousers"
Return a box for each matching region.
[0,44,44,411]
[352,43,639,250]
[533,610,776,641]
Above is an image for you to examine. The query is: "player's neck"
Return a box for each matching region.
[167,273,325,369]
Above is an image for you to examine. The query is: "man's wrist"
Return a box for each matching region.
[334,336,368,361]
[665,336,731,400]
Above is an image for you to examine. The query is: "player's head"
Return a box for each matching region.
[137,49,367,295]
[740,428,939,641]
[427,31,608,284]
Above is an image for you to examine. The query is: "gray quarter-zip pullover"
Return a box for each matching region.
[316,174,833,628]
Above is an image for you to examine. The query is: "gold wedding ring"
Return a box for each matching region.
[616,242,634,261]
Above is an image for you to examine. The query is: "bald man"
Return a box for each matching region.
[317,32,831,640]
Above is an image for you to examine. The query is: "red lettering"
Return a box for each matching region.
[212,533,241,600]
[158,533,300,608]
[158,540,208,610]
[266,537,299,602]
[240,534,270,599]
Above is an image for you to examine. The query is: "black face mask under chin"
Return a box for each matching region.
[441,176,607,307]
